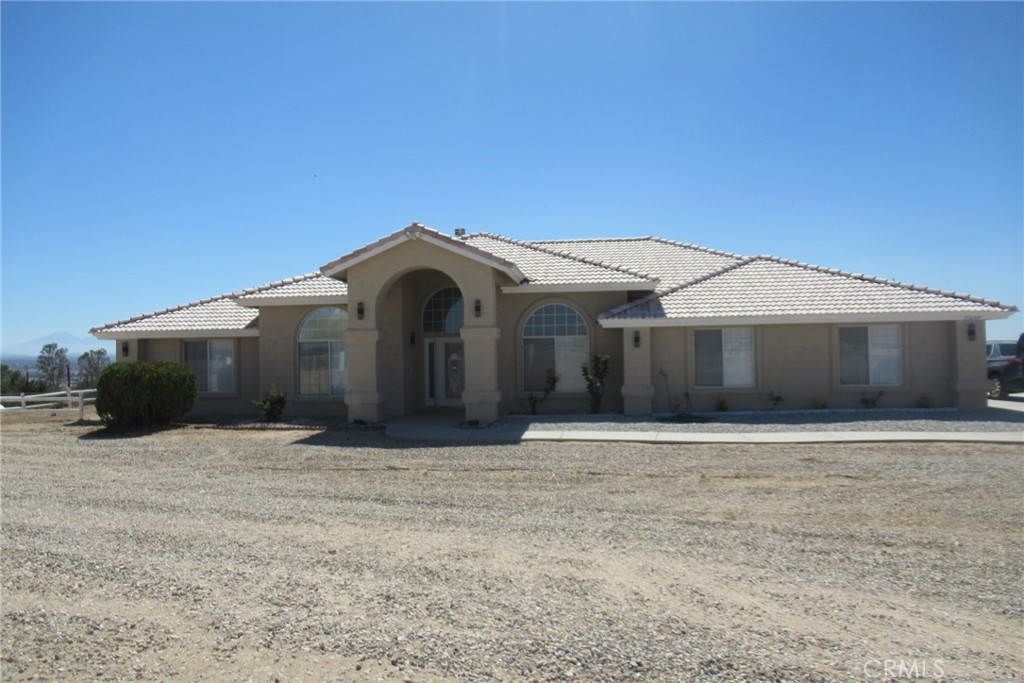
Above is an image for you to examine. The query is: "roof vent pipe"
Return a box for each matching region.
[454,227,466,238]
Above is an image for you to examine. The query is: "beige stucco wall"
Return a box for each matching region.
[114,305,989,418]
[494,290,630,415]
[257,306,349,418]
[136,336,261,416]
[650,320,967,412]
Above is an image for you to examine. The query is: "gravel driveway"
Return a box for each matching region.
[2,412,1021,682]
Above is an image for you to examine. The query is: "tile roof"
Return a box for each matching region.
[601,256,1017,322]
[531,237,742,290]
[93,226,1017,337]
[91,273,343,335]
[464,233,656,286]
[235,274,348,302]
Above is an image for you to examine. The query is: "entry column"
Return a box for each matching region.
[951,320,988,411]
[621,327,654,415]
[344,328,383,422]
[460,325,502,423]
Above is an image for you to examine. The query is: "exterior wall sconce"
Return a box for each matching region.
[968,322,976,341]
[633,330,641,348]
[410,332,416,347]
[356,302,364,320]
[474,299,482,318]
[121,341,130,357]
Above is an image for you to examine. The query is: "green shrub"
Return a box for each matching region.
[95,361,197,428]
[254,386,287,422]
[581,355,610,414]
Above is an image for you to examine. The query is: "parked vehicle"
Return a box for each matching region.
[986,334,1024,399]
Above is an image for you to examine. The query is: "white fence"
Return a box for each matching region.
[0,389,97,421]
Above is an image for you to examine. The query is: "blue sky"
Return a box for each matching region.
[2,1,1022,349]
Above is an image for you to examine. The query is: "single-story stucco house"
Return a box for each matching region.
[91,222,1017,421]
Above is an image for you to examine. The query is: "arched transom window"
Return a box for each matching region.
[298,307,348,396]
[522,303,589,393]
[422,287,464,333]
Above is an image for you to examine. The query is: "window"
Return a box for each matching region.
[693,328,754,388]
[423,287,464,333]
[522,303,589,393]
[298,307,348,396]
[183,340,235,394]
[839,324,902,386]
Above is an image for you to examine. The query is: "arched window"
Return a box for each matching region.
[298,307,348,396]
[422,286,464,333]
[522,303,589,393]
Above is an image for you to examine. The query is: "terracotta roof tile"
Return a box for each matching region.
[235,275,348,300]
[601,257,1017,321]
[533,237,742,289]
[464,233,655,285]
[92,273,344,334]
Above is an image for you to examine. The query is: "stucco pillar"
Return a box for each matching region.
[344,328,383,422]
[621,327,654,415]
[951,320,989,411]
[460,325,502,423]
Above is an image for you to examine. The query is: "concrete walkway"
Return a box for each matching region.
[384,405,1024,445]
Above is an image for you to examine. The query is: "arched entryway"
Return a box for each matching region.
[371,268,471,416]
[337,225,504,424]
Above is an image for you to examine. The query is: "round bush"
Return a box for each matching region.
[95,361,198,428]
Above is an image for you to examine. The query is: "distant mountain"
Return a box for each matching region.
[2,332,114,363]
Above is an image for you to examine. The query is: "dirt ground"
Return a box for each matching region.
[1,411,1021,681]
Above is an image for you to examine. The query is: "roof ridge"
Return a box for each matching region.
[599,257,755,320]
[471,232,656,282]
[601,254,1018,320]
[750,255,1018,310]
[530,235,747,260]
[90,272,324,332]
[530,236,655,244]
[646,235,747,260]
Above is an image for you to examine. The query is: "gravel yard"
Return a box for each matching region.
[497,406,1024,434]
[2,411,1021,682]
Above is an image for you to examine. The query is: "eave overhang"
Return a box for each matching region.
[91,328,260,340]
[598,309,1017,329]
[235,295,348,308]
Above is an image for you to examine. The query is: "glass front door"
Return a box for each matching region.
[425,338,464,407]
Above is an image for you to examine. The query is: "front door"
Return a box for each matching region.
[425,338,464,407]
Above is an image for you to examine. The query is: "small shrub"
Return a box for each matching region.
[95,361,197,428]
[767,391,785,410]
[716,396,729,412]
[860,391,884,409]
[915,394,932,409]
[658,370,695,415]
[581,355,611,414]
[811,397,828,410]
[253,386,287,422]
[522,368,559,415]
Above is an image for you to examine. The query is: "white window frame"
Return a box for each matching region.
[838,324,903,387]
[692,327,755,389]
[521,302,591,395]
[297,307,348,397]
[182,339,236,395]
